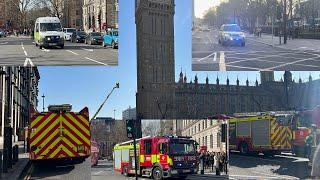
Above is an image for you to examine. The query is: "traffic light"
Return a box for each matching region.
[221,124,227,142]
[126,119,134,139]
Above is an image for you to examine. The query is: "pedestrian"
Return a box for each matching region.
[211,152,215,172]
[214,152,220,176]
[206,151,210,169]
[219,152,224,173]
[199,151,205,174]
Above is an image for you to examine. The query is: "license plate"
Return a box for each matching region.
[183,169,190,173]
[49,43,57,46]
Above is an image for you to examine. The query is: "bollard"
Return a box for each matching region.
[3,149,8,173]
[12,146,16,165]
[15,145,19,162]
[0,151,2,178]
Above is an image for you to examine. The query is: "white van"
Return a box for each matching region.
[63,28,76,41]
[34,17,64,49]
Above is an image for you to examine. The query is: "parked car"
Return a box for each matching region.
[63,28,76,41]
[0,29,5,37]
[102,29,118,49]
[71,31,87,43]
[218,24,245,47]
[85,32,103,45]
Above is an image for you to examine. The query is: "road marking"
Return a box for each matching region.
[213,52,217,62]
[21,42,28,56]
[0,42,8,45]
[41,48,50,52]
[263,53,320,70]
[219,51,226,71]
[93,171,104,175]
[251,170,297,180]
[197,52,216,62]
[226,64,262,71]
[226,51,299,65]
[24,58,34,67]
[82,48,94,52]
[85,57,109,66]
[24,163,34,180]
[66,50,79,55]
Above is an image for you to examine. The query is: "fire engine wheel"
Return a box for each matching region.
[152,167,163,180]
[239,142,249,155]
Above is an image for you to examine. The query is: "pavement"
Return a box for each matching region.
[0,141,30,180]
[229,152,312,180]
[92,159,229,180]
[0,35,118,66]
[192,29,320,71]
[24,157,91,179]
[247,33,320,52]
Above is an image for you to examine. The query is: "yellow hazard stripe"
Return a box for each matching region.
[30,119,60,146]
[64,113,90,136]
[37,137,61,159]
[63,117,90,145]
[33,130,60,155]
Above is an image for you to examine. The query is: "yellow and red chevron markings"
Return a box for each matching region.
[29,108,91,160]
[270,118,292,150]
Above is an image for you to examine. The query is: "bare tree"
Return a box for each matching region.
[41,0,65,19]
[142,120,161,137]
[8,0,42,28]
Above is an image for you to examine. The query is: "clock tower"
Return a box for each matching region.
[136,0,176,119]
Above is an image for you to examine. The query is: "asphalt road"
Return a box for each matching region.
[192,30,320,71]
[25,157,91,180]
[229,152,311,179]
[92,159,228,180]
[0,36,118,66]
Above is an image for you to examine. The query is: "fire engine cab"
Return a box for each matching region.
[113,136,198,179]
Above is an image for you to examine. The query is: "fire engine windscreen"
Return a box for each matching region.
[169,142,196,155]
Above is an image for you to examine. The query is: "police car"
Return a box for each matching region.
[218,24,245,47]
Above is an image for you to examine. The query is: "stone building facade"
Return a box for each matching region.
[83,0,119,32]
[0,67,40,145]
[63,0,84,29]
[90,117,129,159]
[179,119,227,153]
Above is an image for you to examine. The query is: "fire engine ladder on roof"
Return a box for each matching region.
[234,111,295,117]
[116,136,151,146]
[90,83,119,121]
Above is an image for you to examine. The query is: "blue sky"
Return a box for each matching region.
[37,0,320,119]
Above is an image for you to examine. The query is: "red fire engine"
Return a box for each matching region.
[292,106,320,156]
[113,136,198,179]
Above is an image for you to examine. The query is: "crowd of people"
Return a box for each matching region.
[199,151,228,176]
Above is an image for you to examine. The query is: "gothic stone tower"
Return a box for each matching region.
[136,0,176,119]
